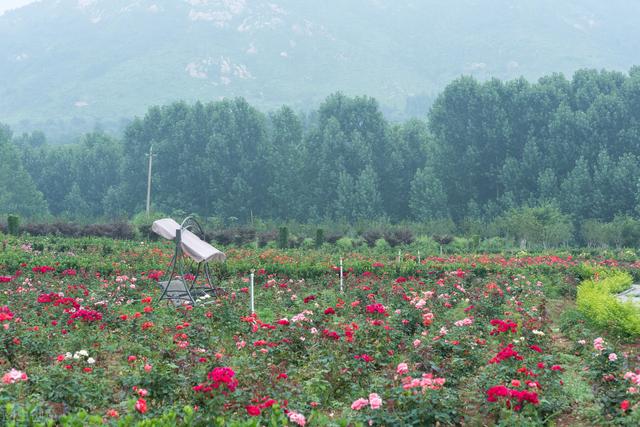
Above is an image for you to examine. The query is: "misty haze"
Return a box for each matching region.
[1,1,640,425]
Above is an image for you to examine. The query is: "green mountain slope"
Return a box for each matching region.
[1,0,640,134]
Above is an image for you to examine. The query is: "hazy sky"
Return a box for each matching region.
[0,0,37,15]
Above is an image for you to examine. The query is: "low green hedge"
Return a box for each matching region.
[576,269,640,336]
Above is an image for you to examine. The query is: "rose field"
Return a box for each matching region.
[0,236,639,426]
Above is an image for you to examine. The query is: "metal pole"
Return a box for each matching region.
[146,145,153,217]
[250,269,255,314]
[339,258,343,293]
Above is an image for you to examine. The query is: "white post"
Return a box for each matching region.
[339,258,344,293]
[397,249,401,263]
[418,250,421,264]
[250,269,255,314]
[146,145,153,217]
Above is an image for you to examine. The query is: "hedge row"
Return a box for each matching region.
[0,222,135,240]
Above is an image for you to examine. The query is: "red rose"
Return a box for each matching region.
[621,400,630,411]
[135,398,147,414]
[246,405,261,416]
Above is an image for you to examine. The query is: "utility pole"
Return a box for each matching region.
[146,145,156,217]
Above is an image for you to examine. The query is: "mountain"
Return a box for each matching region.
[2,0,640,138]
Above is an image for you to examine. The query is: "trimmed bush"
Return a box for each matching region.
[315,228,324,248]
[324,232,343,245]
[576,270,640,336]
[384,229,415,247]
[374,238,391,250]
[258,230,277,248]
[278,227,289,249]
[19,222,134,239]
[362,229,383,247]
[7,215,20,236]
[336,237,354,251]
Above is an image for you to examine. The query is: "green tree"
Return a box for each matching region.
[334,171,355,221]
[62,183,90,221]
[353,165,383,221]
[497,204,573,249]
[409,167,449,221]
[102,186,128,220]
[559,157,593,221]
[265,106,306,220]
[0,125,49,218]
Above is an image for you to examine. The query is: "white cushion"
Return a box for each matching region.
[152,218,226,263]
[151,218,181,240]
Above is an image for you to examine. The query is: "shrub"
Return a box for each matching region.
[234,227,256,246]
[451,237,471,253]
[478,237,506,253]
[433,234,453,254]
[212,229,235,246]
[278,227,289,249]
[432,234,454,246]
[576,271,640,336]
[7,215,20,236]
[315,228,324,248]
[374,238,391,251]
[302,238,315,249]
[384,229,414,247]
[336,237,354,251]
[132,211,168,240]
[324,232,343,244]
[412,235,439,254]
[362,229,383,247]
[258,230,277,248]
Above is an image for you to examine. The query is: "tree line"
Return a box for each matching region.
[3,67,640,245]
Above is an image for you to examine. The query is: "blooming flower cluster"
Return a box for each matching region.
[2,369,28,384]
[401,373,446,393]
[489,318,518,335]
[0,240,638,424]
[351,393,383,410]
[193,367,238,395]
[486,385,539,410]
[489,344,524,364]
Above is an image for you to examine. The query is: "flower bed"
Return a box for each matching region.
[0,236,638,425]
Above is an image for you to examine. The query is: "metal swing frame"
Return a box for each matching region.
[157,216,223,305]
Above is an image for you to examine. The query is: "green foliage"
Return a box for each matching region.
[277,227,289,249]
[7,215,19,236]
[374,238,390,251]
[131,211,169,239]
[0,235,639,425]
[336,237,354,251]
[496,204,573,248]
[576,271,640,336]
[409,166,449,221]
[315,228,324,248]
[0,126,48,218]
[6,67,640,238]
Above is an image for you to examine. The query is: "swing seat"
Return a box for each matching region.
[151,216,226,305]
[151,218,226,263]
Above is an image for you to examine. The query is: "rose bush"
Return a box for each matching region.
[0,235,637,425]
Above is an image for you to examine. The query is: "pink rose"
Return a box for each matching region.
[288,411,306,426]
[369,393,382,409]
[1,369,27,384]
[351,398,369,410]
